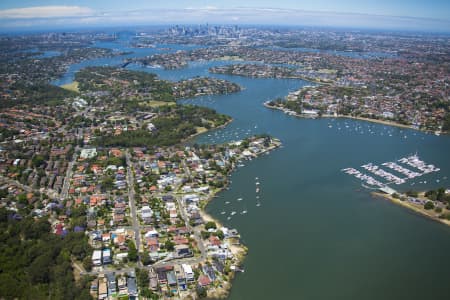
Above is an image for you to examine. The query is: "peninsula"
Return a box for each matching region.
[0,37,279,298]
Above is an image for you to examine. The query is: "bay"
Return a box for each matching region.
[54,37,450,299]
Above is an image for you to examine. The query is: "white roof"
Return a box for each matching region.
[145,229,158,237]
[182,264,193,274]
[92,250,102,260]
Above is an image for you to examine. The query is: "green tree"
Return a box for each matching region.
[164,240,175,251]
[196,286,207,298]
[127,240,138,262]
[83,256,93,271]
[424,201,435,210]
[141,250,153,266]
[205,221,217,230]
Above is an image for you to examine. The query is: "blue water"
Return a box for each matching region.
[178,76,450,300]
[52,38,206,86]
[52,37,450,299]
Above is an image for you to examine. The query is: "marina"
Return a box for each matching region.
[342,154,441,189]
[43,35,450,299]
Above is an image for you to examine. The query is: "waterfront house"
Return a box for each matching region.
[198,275,211,287]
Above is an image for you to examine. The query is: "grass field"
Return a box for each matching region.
[146,100,176,107]
[61,81,80,93]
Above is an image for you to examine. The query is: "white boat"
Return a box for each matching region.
[221,211,226,215]
[255,182,260,185]
[237,198,243,201]
[231,211,237,216]
[227,216,231,220]
[241,210,247,215]
[256,188,260,193]
[225,201,230,204]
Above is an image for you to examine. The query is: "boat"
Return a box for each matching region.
[231,211,237,216]
[256,203,261,207]
[227,216,231,220]
[220,211,226,215]
[255,182,260,185]
[256,188,260,193]
[237,198,243,201]
[225,201,230,204]
[241,210,247,214]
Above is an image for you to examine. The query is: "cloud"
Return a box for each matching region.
[0,6,93,19]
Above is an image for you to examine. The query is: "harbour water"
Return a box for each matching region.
[55,35,450,299]
[182,77,450,300]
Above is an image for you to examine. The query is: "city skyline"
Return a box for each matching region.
[0,0,449,32]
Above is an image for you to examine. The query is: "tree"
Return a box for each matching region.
[196,286,207,298]
[82,256,93,271]
[28,253,52,283]
[127,240,138,262]
[205,221,217,230]
[424,201,435,210]
[214,230,224,240]
[141,287,158,299]
[141,250,153,266]
[136,268,149,290]
[406,190,418,197]
[165,240,175,251]
[201,231,211,239]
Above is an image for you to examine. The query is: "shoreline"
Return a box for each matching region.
[198,206,247,299]
[194,139,281,298]
[209,70,331,85]
[264,102,446,134]
[372,192,450,227]
[181,118,234,143]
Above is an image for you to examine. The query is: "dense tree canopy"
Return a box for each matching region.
[0,208,92,300]
[96,105,230,147]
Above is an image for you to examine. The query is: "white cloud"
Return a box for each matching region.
[0,6,93,19]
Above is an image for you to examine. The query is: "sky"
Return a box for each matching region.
[0,0,449,32]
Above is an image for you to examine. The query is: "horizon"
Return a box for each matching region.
[2,23,450,37]
[0,1,449,33]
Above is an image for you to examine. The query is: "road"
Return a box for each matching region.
[60,146,79,201]
[0,175,57,199]
[174,193,207,262]
[125,150,142,266]
[82,152,209,273]
[81,266,136,276]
